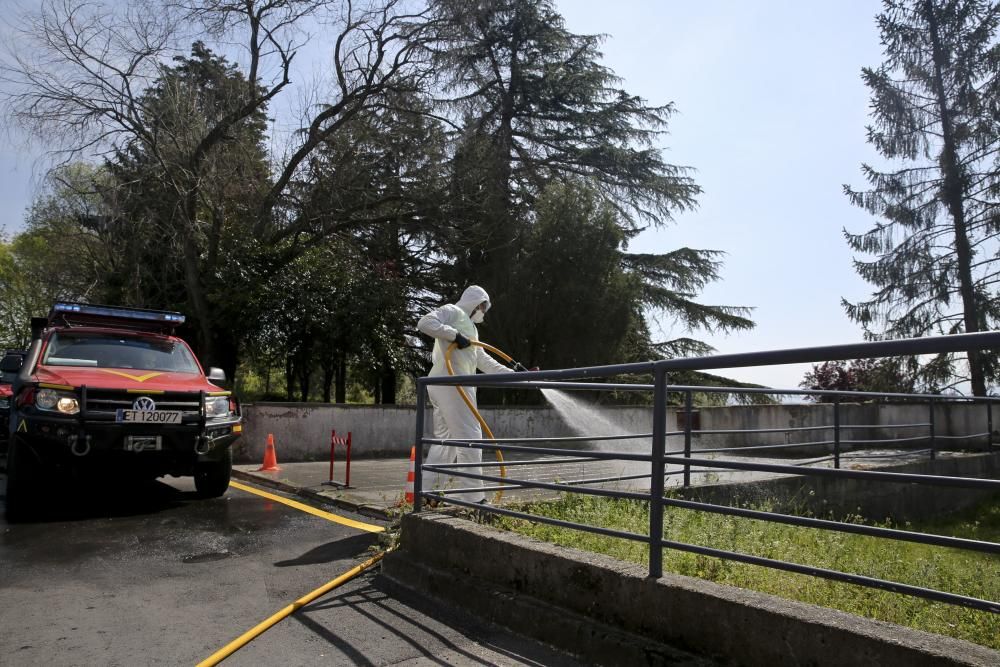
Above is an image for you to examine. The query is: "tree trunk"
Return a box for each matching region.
[335,353,347,403]
[285,355,294,400]
[298,352,311,402]
[322,358,334,403]
[927,2,986,396]
[180,191,216,367]
[381,366,397,404]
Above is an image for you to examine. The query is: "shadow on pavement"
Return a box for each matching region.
[273,532,378,567]
[2,476,196,524]
[294,574,580,666]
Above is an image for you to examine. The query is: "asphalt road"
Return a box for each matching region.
[0,468,579,666]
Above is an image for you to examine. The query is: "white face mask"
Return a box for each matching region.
[471,310,485,324]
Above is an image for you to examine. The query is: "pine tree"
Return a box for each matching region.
[844,0,1000,395]
[430,0,752,365]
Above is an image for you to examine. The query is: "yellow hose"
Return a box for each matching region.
[197,549,389,666]
[444,340,514,503]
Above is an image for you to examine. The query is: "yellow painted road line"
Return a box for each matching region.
[228,480,384,533]
[196,550,390,667]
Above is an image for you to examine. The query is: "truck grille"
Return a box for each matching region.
[82,389,204,422]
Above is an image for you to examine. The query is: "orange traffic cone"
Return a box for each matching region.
[405,446,415,504]
[258,433,281,472]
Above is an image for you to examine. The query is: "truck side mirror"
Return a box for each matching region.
[207,367,227,383]
[1,354,23,374]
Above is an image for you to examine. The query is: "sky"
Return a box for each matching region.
[0,1,889,390]
[555,0,886,389]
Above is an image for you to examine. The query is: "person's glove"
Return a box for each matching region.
[453,332,471,349]
[513,362,539,372]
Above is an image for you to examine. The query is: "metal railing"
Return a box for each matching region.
[412,332,1000,614]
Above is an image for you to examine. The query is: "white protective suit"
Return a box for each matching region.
[417,285,513,503]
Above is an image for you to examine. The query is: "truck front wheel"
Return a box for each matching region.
[194,446,231,498]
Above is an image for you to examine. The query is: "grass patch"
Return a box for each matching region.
[493,494,1000,650]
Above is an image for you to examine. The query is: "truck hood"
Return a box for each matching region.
[34,365,221,393]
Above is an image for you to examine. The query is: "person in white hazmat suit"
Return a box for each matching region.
[417,285,513,504]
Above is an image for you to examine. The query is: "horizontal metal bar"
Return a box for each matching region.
[491,381,655,392]
[422,466,652,501]
[655,331,1000,375]
[695,425,835,435]
[935,432,990,440]
[430,456,602,469]
[842,450,931,460]
[421,440,655,462]
[486,456,605,468]
[838,423,930,430]
[694,441,836,454]
[663,456,1000,490]
[793,456,836,465]
[665,383,1000,402]
[426,494,652,544]
[661,496,1000,555]
[435,472,659,491]
[418,332,1000,390]
[839,436,930,445]
[423,432,652,445]
[657,538,999,613]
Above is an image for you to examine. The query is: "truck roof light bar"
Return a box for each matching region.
[48,302,186,334]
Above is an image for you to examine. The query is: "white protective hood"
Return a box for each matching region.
[455,285,491,317]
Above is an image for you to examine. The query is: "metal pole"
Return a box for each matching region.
[929,399,936,461]
[345,432,351,487]
[413,380,426,512]
[988,401,994,450]
[649,366,667,579]
[833,398,841,469]
[330,429,337,482]
[683,389,693,487]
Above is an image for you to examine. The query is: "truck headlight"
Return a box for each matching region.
[36,388,80,414]
[205,396,231,419]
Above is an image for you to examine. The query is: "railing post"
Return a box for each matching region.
[413,380,426,512]
[928,398,936,460]
[683,389,693,487]
[649,366,667,579]
[833,398,841,469]
[988,400,994,450]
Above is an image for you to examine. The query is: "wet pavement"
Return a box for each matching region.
[0,470,581,666]
[233,458,412,520]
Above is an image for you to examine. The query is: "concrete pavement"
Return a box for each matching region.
[233,458,412,520]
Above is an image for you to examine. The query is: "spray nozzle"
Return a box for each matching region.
[512,361,529,373]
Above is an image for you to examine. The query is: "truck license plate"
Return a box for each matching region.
[125,435,162,452]
[117,410,182,424]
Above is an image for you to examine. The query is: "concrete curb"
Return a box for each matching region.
[230,469,396,521]
[385,513,1000,667]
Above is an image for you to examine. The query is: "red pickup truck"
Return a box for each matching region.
[4,303,242,520]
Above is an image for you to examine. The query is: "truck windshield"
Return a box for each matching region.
[41,332,201,373]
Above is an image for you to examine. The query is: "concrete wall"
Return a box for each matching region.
[234,402,653,463]
[234,400,995,464]
[681,453,1000,523]
[383,513,999,666]
[694,401,994,457]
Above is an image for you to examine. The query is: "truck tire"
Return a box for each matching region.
[5,437,37,521]
[194,446,231,498]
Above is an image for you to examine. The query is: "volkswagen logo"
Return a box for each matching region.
[133,396,157,412]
